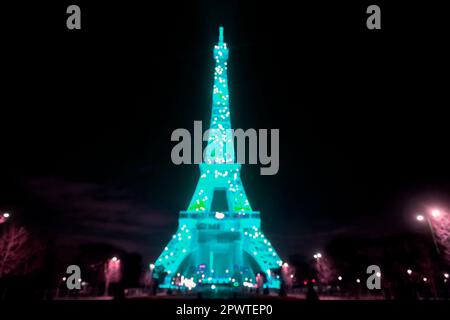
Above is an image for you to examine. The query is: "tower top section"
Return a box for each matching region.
[205,27,233,164]
[213,26,229,62]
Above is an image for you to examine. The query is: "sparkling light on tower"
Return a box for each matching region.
[153,27,282,290]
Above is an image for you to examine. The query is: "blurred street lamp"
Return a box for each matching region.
[356,278,361,283]
[407,269,412,275]
[146,263,156,291]
[104,256,122,296]
[0,212,11,224]
[444,273,449,279]
[415,207,450,299]
[415,212,440,255]
[338,276,342,281]
[56,276,67,298]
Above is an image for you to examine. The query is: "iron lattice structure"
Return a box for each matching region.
[154,27,282,289]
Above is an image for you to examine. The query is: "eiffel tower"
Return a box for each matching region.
[154,27,282,290]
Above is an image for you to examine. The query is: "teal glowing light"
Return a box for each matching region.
[154,27,282,290]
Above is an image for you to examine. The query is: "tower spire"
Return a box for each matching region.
[219,26,224,43]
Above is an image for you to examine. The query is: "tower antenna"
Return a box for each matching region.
[219,26,224,43]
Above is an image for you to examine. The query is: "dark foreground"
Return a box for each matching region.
[1,298,450,320]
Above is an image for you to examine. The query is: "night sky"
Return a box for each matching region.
[1,1,449,263]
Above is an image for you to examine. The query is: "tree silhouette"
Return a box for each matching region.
[0,223,44,277]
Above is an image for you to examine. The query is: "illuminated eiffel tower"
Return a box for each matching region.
[154,27,282,289]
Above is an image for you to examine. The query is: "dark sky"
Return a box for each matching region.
[1,1,449,263]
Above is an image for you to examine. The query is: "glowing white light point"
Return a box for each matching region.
[431,209,441,218]
[215,212,225,219]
